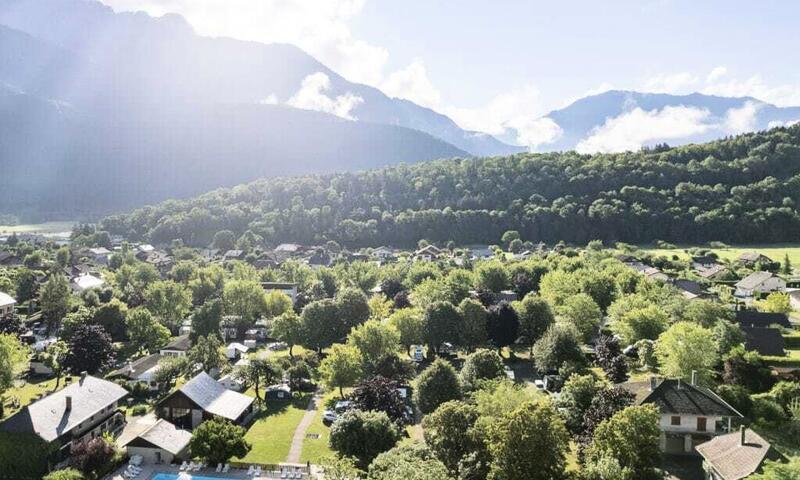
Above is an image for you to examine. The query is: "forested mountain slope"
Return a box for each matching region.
[102,125,800,247]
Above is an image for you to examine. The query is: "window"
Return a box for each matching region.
[670,416,681,426]
[697,417,707,432]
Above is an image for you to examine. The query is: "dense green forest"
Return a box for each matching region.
[102,125,800,247]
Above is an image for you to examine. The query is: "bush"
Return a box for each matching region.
[131,405,148,416]
[717,385,753,418]
[43,469,86,480]
[329,409,401,469]
[752,395,787,426]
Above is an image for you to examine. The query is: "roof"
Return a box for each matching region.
[175,372,254,421]
[227,342,249,353]
[697,264,728,279]
[224,250,243,257]
[88,247,111,255]
[415,245,442,256]
[638,379,742,417]
[672,279,704,299]
[275,243,302,253]
[73,274,105,291]
[261,282,298,290]
[0,291,16,308]
[735,271,779,289]
[162,335,191,352]
[0,375,128,442]
[696,429,781,480]
[110,354,163,379]
[743,328,786,356]
[127,419,191,455]
[738,252,772,263]
[735,311,791,329]
[138,244,155,253]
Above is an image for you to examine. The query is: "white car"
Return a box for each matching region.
[322,410,338,425]
[534,379,545,390]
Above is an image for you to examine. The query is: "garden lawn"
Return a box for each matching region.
[299,391,337,464]
[235,395,312,465]
[639,243,800,266]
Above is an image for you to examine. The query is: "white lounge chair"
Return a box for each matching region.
[194,462,203,472]
[254,466,262,477]
[247,465,255,476]
[222,464,230,473]
[280,472,287,479]
[216,463,223,472]
[179,461,189,471]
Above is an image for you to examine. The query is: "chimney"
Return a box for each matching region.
[676,378,681,390]
[65,395,72,411]
[691,370,698,386]
[649,376,657,391]
[740,426,746,446]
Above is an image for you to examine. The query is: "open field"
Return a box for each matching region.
[640,243,800,266]
[0,221,75,235]
[235,395,312,465]
[299,390,336,464]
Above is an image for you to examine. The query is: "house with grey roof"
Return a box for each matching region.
[0,291,16,318]
[160,335,192,357]
[123,418,192,465]
[109,354,163,390]
[156,372,255,429]
[696,427,783,480]
[0,373,128,462]
[638,374,743,455]
[734,271,785,298]
[737,252,775,268]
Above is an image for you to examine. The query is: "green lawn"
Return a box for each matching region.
[640,243,800,266]
[0,221,75,235]
[235,395,312,465]
[299,391,337,464]
[2,375,77,418]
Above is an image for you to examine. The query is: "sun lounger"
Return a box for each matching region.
[247,465,255,476]
[222,464,230,473]
[179,461,188,471]
[216,463,223,472]
[255,466,262,477]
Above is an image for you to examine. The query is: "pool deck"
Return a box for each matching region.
[108,463,316,480]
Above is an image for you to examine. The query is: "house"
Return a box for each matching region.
[643,267,670,282]
[178,319,193,336]
[220,316,240,341]
[696,264,730,281]
[275,243,302,254]
[692,255,719,268]
[638,375,742,454]
[737,252,775,268]
[225,342,250,361]
[465,245,494,260]
[71,273,105,293]
[788,288,800,311]
[0,251,22,266]
[218,373,245,392]
[160,335,192,357]
[223,250,244,262]
[123,419,191,465]
[306,249,332,268]
[671,279,712,301]
[414,245,443,262]
[87,247,111,265]
[0,374,128,463]
[742,327,785,357]
[110,354,163,390]
[135,244,155,260]
[696,427,783,480]
[262,282,299,303]
[371,247,395,262]
[735,310,791,329]
[734,272,785,298]
[498,290,519,303]
[156,372,255,429]
[0,291,16,318]
[265,384,292,401]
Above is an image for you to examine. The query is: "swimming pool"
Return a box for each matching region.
[152,474,233,480]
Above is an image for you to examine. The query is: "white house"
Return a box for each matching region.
[159,335,191,357]
[0,291,16,317]
[225,342,250,361]
[734,272,786,298]
[87,247,111,265]
[414,245,443,262]
[71,273,105,293]
[110,354,163,390]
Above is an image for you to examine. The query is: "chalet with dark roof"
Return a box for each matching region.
[160,335,191,357]
[156,372,255,429]
[737,252,774,268]
[735,310,791,329]
[696,427,783,480]
[638,375,742,455]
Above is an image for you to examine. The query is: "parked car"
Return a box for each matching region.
[534,379,545,390]
[322,410,338,425]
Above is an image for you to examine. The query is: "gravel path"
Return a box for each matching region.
[286,390,321,464]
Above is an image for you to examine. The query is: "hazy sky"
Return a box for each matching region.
[100,0,800,136]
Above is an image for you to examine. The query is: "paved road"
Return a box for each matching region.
[286,390,322,464]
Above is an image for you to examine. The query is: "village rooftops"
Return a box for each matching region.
[696,428,782,480]
[735,271,778,290]
[72,273,105,291]
[177,372,254,421]
[122,418,191,456]
[162,335,191,352]
[110,354,163,379]
[639,378,742,418]
[0,374,128,442]
[742,327,785,356]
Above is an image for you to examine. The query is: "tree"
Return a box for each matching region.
[722,345,774,392]
[91,299,128,341]
[422,400,485,476]
[301,299,346,351]
[347,320,400,370]
[320,344,363,397]
[531,323,584,373]
[486,302,520,355]
[40,274,70,332]
[423,301,461,354]
[70,437,115,477]
[42,340,69,390]
[43,469,85,480]
[190,419,251,465]
[757,292,791,314]
[350,376,408,424]
[330,409,401,469]
[0,334,28,418]
[236,357,283,401]
[556,374,605,433]
[270,311,304,357]
[367,444,453,480]
[581,455,632,480]
[15,268,37,303]
[190,298,223,341]
[474,261,509,293]
[539,271,580,308]
[486,400,570,480]
[368,295,394,322]
[655,322,718,381]
[585,405,661,479]
[748,457,800,480]
[65,325,115,374]
[222,279,266,333]
[515,294,555,352]
[682,300,733,328]
[501,230,521,247]
[610,305,668,346]
[318,456,361,480]
[145,280,192,333]
[336,287,371,331]
[460,349,505,391]
[264,290,293,319]
[413,358,462,414]
[558,293,601,342]
[458,298,488,351]
[374,353,416,383]
[212,230,236,251]
[713,319,746,355]
[388,308,424,356]
[188,335,226,374]
[782,253,793,275]
[578,387,635,453]
[594,335,629,383]
[153,355,189,392]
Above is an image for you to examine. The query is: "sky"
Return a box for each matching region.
[100,0,800,145]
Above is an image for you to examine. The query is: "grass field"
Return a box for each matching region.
[235,395,312,465]
[299,391,337,464]
[640,243,800,266]
[0,221,75,235]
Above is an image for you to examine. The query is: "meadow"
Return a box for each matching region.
[640,243,800,267]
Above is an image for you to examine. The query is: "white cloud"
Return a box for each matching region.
[702,74,800,107]
[768,119,800,129]
[509,117,564,150]
[576,106,712,154]
[643,72,699,94]
[259,94,279,105]
[724,101,762,134]
[706,66,728,83]
[380,59,441,108]
[287,72,363,120]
